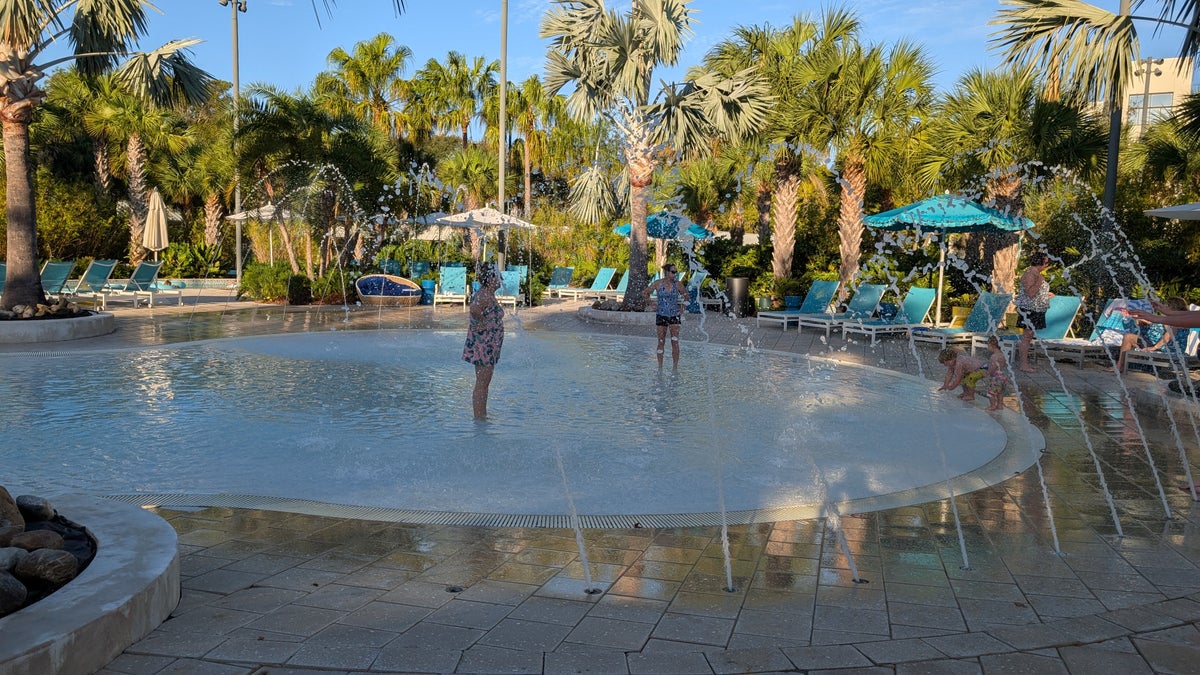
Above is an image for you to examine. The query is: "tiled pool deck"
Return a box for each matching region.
[15,292,1200,674]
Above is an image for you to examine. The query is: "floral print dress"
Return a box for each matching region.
[462,301,505,366]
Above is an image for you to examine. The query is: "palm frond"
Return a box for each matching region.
[113,39,215,107]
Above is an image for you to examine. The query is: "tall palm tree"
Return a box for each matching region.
[705,12,858,283]
[797,38,935,296]
[438,146,498,259]
[509,76,564,218]
[317,33,412,138]
[916,67,1106,293]
[0,2,211,309]
[414,52,498,149]
[541,0,770,310]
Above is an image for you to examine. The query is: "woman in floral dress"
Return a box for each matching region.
[463,263,504,419]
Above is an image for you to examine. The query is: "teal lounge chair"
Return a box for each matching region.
[685,271,708,313]
[755,280,841,330]
[434,266,468,307]
[496,269,523,308]
[39,260,75,296]
[911,292,1012,349]
[63,259,118,309]
[408,261,431,279]
[107,260,183,307]
[0,262,5,295]
[508,264,529,283]
[543,266,575,297]
[840,286,936,346]
[1039,298,1145,368]
[557,267,617,300]
[593,269,630,302]
[797,283,887,339]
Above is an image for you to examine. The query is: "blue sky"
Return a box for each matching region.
[127,1,1192,95]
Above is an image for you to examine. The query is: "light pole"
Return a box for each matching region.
[1134,57,1164,139]
[496,0,508,271]
[219,0,247,285]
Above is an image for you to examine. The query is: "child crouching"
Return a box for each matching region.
[938,346,987,402]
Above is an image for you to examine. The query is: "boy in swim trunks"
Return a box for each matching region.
[938,346,987,402]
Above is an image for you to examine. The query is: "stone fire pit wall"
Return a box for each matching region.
[0,494,179,675]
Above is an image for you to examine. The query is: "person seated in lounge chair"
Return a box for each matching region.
[938,346,987,402]
[1112,297,1188,373]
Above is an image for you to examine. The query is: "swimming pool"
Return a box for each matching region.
[1,330,1038,526]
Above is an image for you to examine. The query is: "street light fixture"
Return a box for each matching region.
[1134,57,1164,139]
[218,0,247,285]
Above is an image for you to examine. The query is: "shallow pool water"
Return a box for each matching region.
[2,330,1023,521]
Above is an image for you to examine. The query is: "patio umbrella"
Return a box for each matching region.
[613,211,713,240]
[226,204,294,265]
[436,207,536,260]
[142,188,169,261]
[864,194,1035,326]
[1145,202,1200,220]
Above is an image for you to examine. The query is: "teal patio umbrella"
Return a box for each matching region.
[864,194,1035,326]
[613,211,713,240]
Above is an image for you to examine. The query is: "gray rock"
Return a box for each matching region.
[15,495,54,522]
[0,525,21,547]
[0,487,23,531]
[0,547,28,572]
[9,530,64,552]
[14,548,78,586]
[0,570,26,616]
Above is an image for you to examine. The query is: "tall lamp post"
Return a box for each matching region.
[1134,57,1164,139]
[219,0,247,285]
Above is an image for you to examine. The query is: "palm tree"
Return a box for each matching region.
[414,52,498,149]
[0,3,211,309]
[705,12,858,283]
[317,33,412,138]
[797,38,935,296]
[438,146,498,259]
[541,0,770,310]
[509,77,564,218]
[916,67,1106,293]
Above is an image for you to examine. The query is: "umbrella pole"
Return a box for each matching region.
[936,242,946,328]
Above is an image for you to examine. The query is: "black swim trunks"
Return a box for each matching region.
[1019,309,1047,331]
[656,314,681,326]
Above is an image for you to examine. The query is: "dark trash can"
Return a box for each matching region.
[420,280,436,305]
[726,277,752,318]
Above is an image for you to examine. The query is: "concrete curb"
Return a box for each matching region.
[577,306,657,325]
[0,313,115,344]
[0,494,179,675]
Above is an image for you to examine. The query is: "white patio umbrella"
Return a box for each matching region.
[1145,202,1200,220]
[225,204,294,265]
[435,207,536,262]
[142,188,169,261]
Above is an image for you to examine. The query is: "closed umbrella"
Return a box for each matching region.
[864,194,1034,326]
[142,188,169,261]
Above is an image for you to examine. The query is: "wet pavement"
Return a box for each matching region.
[17,292,1200,673]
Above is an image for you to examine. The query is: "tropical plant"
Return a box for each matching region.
[541,0,771,311]
[0,3,211,309]
[316,32,412,138]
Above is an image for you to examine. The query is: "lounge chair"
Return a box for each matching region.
[755,280,841,331]
[63,259,118,309]
[910,292,1012,349]
[557,267,617,300]
[495,270,522,308]
[433,266,468,307]
[543,266,574,298]
[0,262,5,294]
[408,261,431,279]
[1037,299,1127,367]
[840,286,936,346]
[106,260,183,307]
[972,294,1082,358]
[796,283,887,339]
[685,271,708,313]
[1126,326,1200,372]
[39,260,75,296]
[592,269,630,302]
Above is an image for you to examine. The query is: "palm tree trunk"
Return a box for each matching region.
[988,174,1024,295]
[837,161,868,300]
[756,182,772,245]
[1,112,45,309]
[126,134,149,266]
[203,193,222,247]
[523,142,533,218]
[770,172,798,280]
[277,222,300,274]
[93,140,111,193]
[623,177,650,312]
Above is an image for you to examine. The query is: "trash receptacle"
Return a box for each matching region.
[420,280,436,305]
[726,277,752,317]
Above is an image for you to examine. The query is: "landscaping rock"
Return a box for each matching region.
[14,548,78,586]
[10,529,65,552]
[0,525,21,547]
[0,547,27,572]
[0,570,26,615]
[16,495,55,522]
[0,486,23,530]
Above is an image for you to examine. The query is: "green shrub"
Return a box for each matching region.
[287,274,313,305]
[161,242,223,279]
[238,262,290,302]
[311,268,356,304]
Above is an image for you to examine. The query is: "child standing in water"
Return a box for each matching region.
[985,336,1008,411]
[938,346,987,402]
